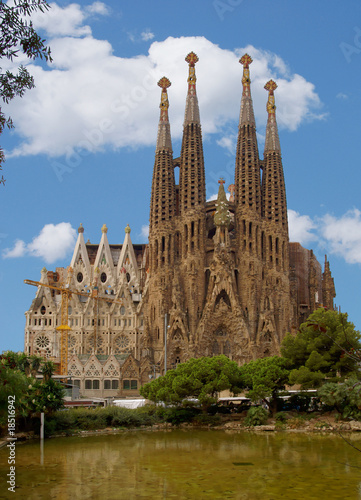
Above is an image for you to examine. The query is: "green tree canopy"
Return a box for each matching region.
[140,355,243,412]
[0,351,64,426]
[0,0,52,181]
[239,356,290,415]
[281,309,361,389]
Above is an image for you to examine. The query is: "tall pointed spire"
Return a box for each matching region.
[238,53,256,126]
[184,51,200,125]
[264,79,281,154]
[234,54,261,213]
[149,77,176,231]
[262,79,287,227]
[156,77,172,152]
[179,52,205,213]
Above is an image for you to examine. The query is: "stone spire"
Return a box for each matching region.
[179,52,206,213]
[156,77,172,152]
[264,79,281,154]
[262,80,287,228]
[214,178,231,228]
[322,255,336,310]
[234,54,261,214]
[238,54,256,126]
[150,77,176,231]
[183,51,201,125]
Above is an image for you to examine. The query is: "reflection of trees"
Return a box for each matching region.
[11,432,361,499]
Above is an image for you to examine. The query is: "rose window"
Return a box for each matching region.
[35,335,50,349]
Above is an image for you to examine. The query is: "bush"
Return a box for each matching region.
[193,414,221,426]
[244,406,268,426]
[275,411,287,423]
[163,406,201,425]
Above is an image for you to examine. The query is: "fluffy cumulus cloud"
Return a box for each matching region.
[319,209,361,264]
[140,225,150,240]
[2,223,76,264]
[288,209,317,245]
[3,3,323,161]
[288,208,361,265]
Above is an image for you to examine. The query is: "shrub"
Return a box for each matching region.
[193,414,221,426]
[275,411,287,423]
[244,406,268,426]
[163,406,201,425]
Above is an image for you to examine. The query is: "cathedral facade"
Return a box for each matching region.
[24,53,335,398]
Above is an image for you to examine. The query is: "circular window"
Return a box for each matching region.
[77,272,83,283]
[115,335,130,349]
[101,272,107,283]
[35,335,50,348]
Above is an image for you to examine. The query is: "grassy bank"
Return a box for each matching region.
[38,404,360,437]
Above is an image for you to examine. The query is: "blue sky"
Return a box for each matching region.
[1,0,361,352]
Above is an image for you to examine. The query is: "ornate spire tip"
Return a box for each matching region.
[157,77,171,90]
[239,54,252,68]
[185,51,199,66]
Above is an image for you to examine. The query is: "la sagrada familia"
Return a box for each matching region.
[25,53,336,398]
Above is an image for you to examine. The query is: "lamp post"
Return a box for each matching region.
[164,313,168,374]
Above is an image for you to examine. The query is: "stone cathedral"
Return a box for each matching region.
[25,53,336,398]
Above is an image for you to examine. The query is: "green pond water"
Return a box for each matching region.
[1,430,361,499]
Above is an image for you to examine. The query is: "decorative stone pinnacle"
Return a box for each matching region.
[240,54,252,90]
[185,52,199,67]
[186,52,198,92]
[101,224,108,234]
[157,77,171,117]
[78,223,84,234]
[157,76,171,91]
[125,224,131,234]
[218,177,225,185]
[265,79,277,115]
[240,54,252,68]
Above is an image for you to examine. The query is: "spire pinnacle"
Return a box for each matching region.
[185,51,199,95]
[264,79,277,115]
[238,53,256,127]
[156,76,172,151]
[264,79,281,153]
[157,77,171,122]
[183,51,200,125]
[240,53,252,90]
[214,178,231,228]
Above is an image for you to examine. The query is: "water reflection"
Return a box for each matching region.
[0,430,361,499]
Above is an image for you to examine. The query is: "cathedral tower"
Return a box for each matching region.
[146,77,176,362]
[176,52,207,342]
[234,55,263,340]
[257,80,291,353]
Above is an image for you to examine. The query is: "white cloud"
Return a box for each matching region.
[85,2,110,16]
[30,1,109,37]
[141,31,155,42]
[336,92,348,100]
[216,134,236,155]
[2,223,76,264]
[288,209,317,245]
[4,4,324,161]
[140,225,149,240]
[319,209,361,264]
[288,208,361,265]
[3,239,26,259]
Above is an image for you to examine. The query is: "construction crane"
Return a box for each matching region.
[24,267,123,376]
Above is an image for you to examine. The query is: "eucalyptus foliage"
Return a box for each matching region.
[0,0,52,179]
